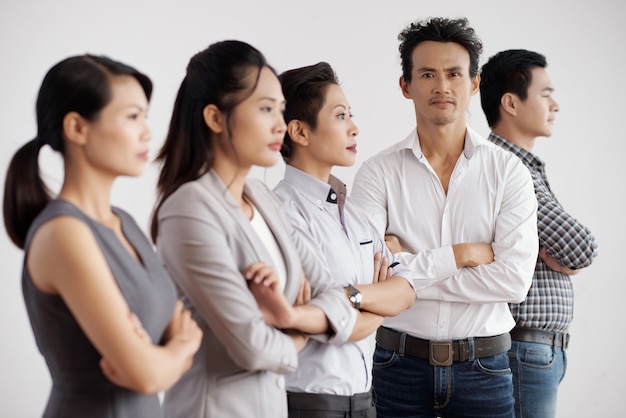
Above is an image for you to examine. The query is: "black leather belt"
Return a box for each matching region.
[376,326,511,366]
[510,326,570,350]
[287,391,373,412]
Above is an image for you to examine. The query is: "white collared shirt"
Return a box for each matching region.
[351,127,538,340]
[274,165,413,395]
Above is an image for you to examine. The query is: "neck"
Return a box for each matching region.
[211,158,250,211]
[288,157,332,183]
[416,122,466,160]
[58,163,115,224]
[492,125,536,152]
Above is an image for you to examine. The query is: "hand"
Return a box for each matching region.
[385,235,404,253]
[539,248,580,275]
[295,272,311,306]
[244,262,294,328]
[128,311,151,344]
[373,251,392,283]
[163,300,203,349]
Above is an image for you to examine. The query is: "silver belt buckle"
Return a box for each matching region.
[429,340,453,366]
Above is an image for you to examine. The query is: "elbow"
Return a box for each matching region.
[510,280,532,304]
[124,371,166,395]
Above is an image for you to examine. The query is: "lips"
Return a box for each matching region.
[346,144,357,153]
[269,142,283,152]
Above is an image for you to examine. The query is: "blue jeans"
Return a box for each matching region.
[372,344,514,418]
[508,340,567,418]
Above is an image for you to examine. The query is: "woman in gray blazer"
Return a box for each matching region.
[150,40,359,418]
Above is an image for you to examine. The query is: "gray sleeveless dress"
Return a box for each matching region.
[22,200,177,418]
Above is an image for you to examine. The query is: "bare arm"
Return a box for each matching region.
[347,311,384,342]
[28,217,202,394]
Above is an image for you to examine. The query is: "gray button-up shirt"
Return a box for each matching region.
[274,164,412,395]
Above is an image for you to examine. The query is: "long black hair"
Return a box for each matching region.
[3,54,152,249]
[150,40,273,242]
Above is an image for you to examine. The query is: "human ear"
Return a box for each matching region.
[470,73,480,96]
[399,76,411,99]
[203,104,224,134]
[287,120,309,147]
[62,112,89,145]
[500,93,517,117]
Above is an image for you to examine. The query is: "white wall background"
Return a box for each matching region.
[1,1,623,416]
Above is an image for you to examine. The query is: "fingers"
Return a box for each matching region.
[373,252,390,282]
[302,278,311,303]
[373,252,382,283]
[128,311,151,344]
[379,255,390,281]
[295,276,312,305]
[244,262,278,286]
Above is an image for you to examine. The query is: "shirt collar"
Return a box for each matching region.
[487,132,544,168]
[403,126,484,161]
[283,164,347,209]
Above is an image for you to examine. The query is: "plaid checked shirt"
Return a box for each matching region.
[488,133,598,332]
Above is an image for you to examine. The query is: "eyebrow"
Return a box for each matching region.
[416,66,464,73]
[259,96,286,104]
[542,87,555,93]
[333,104,348,110]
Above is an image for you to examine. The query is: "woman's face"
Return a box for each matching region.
[224,66,286,169]
[82,75,151,178]
[305,83,359,168]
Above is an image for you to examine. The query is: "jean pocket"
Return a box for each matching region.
[475,352,512,376]
[521,344,555,368]
[373,345,398,369]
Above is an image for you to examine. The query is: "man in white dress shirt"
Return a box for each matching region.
[351,17,539,417]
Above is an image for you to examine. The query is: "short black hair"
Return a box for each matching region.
[480,49,547,127]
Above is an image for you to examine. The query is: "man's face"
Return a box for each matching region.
[514,67,559,138]
[400,41,479,127]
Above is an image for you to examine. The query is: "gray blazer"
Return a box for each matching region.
[157,170,356,418]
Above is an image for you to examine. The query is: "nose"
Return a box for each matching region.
[551,97,560,113]
[350,119,359,137]
[142,122,152,143]
[433,76,450,94]
[275,113,287,134]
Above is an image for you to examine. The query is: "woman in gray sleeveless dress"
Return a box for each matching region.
[3,55,203,418]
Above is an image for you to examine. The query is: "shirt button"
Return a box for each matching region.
[276,376,285,389]
[340,318,347,327]
[316,199,322,205]
[440,321,446,328]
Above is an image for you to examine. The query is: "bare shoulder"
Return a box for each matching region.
[27,216,105,293]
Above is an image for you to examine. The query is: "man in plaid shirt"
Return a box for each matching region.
[479,49,598,418]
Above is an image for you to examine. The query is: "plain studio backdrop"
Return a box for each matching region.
[1,1,623,416]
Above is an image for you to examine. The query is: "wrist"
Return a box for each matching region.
[344,284,362,310]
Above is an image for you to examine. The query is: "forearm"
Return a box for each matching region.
[347,311,384,342]
[101,336,197,395]
[355,276,415,316]
[287,304,331,335]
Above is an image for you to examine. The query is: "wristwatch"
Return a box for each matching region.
[344,284,362,310]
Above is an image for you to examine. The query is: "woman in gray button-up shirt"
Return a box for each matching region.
[274,62,416,417]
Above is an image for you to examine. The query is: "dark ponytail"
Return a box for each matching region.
[151,40,272,242]
[3,54,152,249]
[3,139,51,249]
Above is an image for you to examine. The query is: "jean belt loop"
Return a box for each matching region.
[467,337,475,361]
[398,332,407,356]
